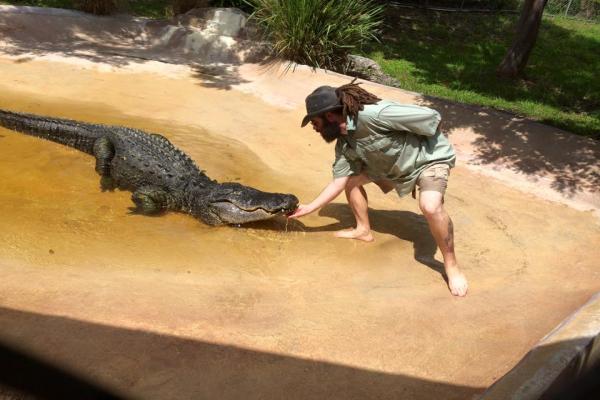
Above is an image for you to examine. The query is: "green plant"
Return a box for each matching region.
[170,0,209,14]
[210,0,254,12]
[247,0,383,70]
[73,0,121,14]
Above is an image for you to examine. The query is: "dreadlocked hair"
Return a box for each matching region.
[335,78,381,122]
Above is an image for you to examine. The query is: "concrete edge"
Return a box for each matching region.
[479,291,600,400]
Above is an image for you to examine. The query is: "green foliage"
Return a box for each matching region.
[73,0,120,14]
[128,0,252,18]
[247,0,384,70]
[364,9,600,138]
[170,0,207,15]
[210,0,253,12]
[386,0,521,9]
[127,0,170,18]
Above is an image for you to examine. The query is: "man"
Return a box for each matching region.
[288,81,468,297]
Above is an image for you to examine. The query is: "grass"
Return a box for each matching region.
[363,8,600,139]
[127,0,170,18]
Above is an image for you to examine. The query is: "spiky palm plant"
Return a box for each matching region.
[247,0,383,70]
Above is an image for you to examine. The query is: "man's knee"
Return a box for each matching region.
[346,174,369,190]
[419,191,444,217]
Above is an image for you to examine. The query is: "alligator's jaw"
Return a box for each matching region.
[210,201,295,225]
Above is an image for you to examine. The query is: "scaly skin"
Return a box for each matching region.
[0,109,298,225]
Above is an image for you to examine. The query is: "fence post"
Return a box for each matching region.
[565,0,574,16]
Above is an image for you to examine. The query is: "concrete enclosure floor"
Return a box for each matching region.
[1,6,599,400]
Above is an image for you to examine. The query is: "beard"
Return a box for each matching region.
[319,119,342,143]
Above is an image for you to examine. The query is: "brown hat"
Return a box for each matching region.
[300,86,342,127]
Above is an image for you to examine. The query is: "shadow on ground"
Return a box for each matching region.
[0,7,259,90]
[190,64,250,90]
[0,306,483,400]
[424,96,600,196]
[318,203,445,275]
[246,203,445,276]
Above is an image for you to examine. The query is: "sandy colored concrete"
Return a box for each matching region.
[482,292,600,399]
[0,6,599,400]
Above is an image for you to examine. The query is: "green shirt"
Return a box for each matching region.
[332,100,456,197]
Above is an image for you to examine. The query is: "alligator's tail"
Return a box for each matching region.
[0,109,106,155]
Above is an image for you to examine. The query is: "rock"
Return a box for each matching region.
[346,55,382,75]
[141,7,269,64]
[345,54,400,88]
[180,7,248,37]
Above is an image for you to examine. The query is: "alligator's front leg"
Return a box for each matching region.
[93,136,115,191]
[131,186,173,215]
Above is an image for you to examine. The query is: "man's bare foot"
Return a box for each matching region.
[334,228,374,242]
[445,266,468,297]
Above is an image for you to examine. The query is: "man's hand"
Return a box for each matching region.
[287,177,348,220]
[287,204,316,219]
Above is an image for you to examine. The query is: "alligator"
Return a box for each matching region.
[0,109,298,225]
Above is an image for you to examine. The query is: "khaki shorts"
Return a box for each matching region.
[416,163,450,195]
[373,163,450,197]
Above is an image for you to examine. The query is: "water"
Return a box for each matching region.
[0,99,310,275]
[0,90,385,288]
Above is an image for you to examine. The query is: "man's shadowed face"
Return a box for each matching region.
[310,116,342,143]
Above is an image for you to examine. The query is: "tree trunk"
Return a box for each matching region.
[496,0,548,79]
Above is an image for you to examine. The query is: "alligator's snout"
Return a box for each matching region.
[207,183,298,225]
[258,193,299,213]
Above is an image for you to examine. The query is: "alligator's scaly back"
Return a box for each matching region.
[0,109,104,154]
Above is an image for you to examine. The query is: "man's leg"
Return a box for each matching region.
[335,173,374,242]
[419,190,468,297]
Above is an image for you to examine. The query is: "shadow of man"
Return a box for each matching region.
[314,203,447,279]
[243,203,447,281]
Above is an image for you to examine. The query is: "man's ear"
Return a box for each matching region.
[324,112,339,123]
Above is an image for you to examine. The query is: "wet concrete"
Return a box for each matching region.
[1,8,600,400]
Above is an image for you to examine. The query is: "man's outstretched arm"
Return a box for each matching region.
[288,176,349,219]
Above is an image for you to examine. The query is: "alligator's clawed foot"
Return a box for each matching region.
[100,176,115,192]
[131,186,168,215]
